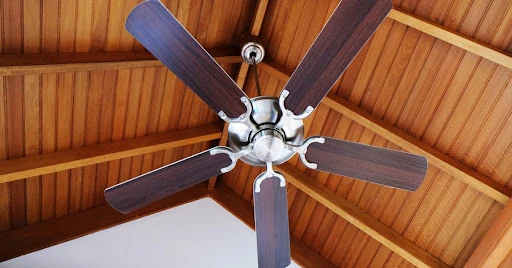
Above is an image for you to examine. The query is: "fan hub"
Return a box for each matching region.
[227,97,304,166]
[252,129,286,162]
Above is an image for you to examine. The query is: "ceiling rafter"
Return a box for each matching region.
[258,60,512,205]
[0,2,510,265]
[465,199,512,267]
[322,94,512,204]
[0,124,222,184]
[388,8,512,70]
[274,163,449,268]
[0,48,242,77]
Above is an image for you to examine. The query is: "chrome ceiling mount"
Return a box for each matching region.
[241,42,265,65]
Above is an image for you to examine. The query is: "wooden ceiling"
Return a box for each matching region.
[1,0,512,267]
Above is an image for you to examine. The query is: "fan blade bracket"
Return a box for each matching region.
[218,96,253,125]
[286,137,325,169]
[210,146,252,173]
[278,89,314,120]
[255,162,286,193]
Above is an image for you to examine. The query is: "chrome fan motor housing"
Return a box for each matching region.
[227,96,304,166]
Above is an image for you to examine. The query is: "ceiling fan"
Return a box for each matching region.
[104,0,428,267]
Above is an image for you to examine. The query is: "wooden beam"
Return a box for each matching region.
[249,0,270,36]
[0,48,242,76]
[0,184,209,262]
[0,124,222,184]
[388,8,512,70]
[322,95,512,204]
[210,182,337,268]
[465,199,512,267]
[258,61,512,204]
[274,163,449,268]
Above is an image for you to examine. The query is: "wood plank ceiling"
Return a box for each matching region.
[1,0,512,267]
[0,0,250,227]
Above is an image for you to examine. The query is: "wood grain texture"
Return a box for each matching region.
[227,0,512,265]
[388,8,512,70]
[281,0,391,115]
[274,163,449,268]
[306,136,428,191]
[1,0,511,265]
[0,49,241,76]
[6,76,26,229]
[322,94,512,205]
[105,148,231,214]
[465,199,512,267]
[211,182,336,268]
[125,1,248,118]
[260,60,512,205]
[0,125,222,184]
[254,174,291,268]
[250,0,270,36]
[0,184,208,262]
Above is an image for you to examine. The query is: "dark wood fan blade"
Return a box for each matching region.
[280,0,391,116]
[305,137,428,191]
[126,1,248,119]
[254,174,291,268]
[105,148,232,214]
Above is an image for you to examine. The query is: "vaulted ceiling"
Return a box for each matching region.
[1,0,512,267]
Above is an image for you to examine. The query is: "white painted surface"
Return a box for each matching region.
[1,198,300,268]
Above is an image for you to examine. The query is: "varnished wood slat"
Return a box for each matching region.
[254,175,291,268]
[0,79,8,232]
[250,0,270,36]
[23,74,41,225]
[105,148,231,214]
[274,163,449,268]
[55,73,73,217]
[259,61,512,204]
[281,0,391,115]
[0,124,222,184]
[388,8,512,70]
[0,184,209,262]
[6,76,26,229]
[465,199,512,267]
[0,49,241,77]
[211,182,337,268]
